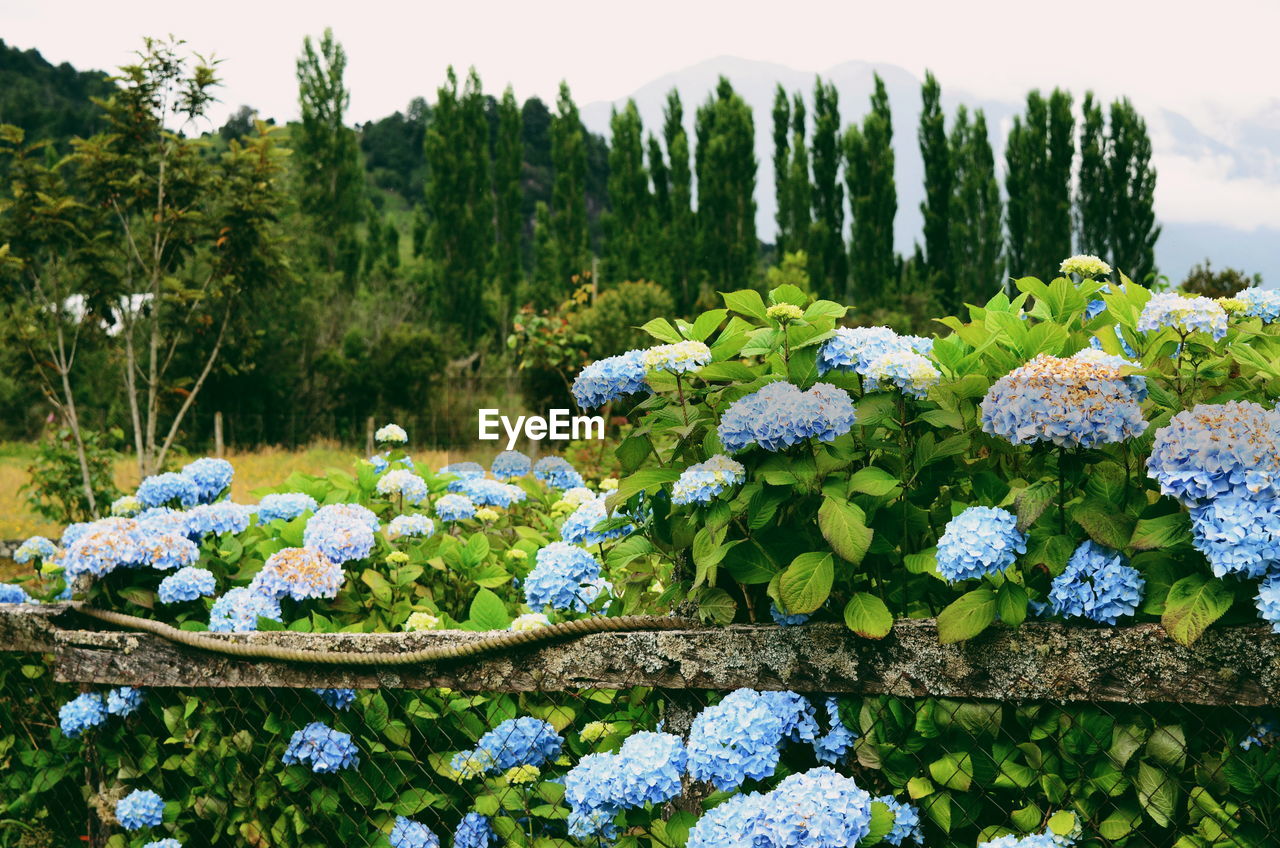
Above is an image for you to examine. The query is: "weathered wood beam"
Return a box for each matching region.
[0,605,1268,704]
[0,603,70,653]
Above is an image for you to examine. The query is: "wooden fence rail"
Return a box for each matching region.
[2,604,1278,706]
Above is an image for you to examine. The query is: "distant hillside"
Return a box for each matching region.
[0,39,114,148]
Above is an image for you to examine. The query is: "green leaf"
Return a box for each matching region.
[690,308,728,341]
[640,317,684,343]
[1162,575,1233,646]
[697,588,737,625]
[469,588,510,631]
[1136,760,1179,827]
[608,468,681,507]
[1145,725,1188,770]
[848,467,901,497]
[818,497,873,565]
[768,283,807,307]
[1073,499,1137,550]
[937,588,997,644]
[778,552,834,615]
[721,288,768,321]
[1131,511,1192,550]
[360,570,393,605]
[997,582,1028,627]
[928,753,974,791]
[843,592,893,639]
[860,800,895,845]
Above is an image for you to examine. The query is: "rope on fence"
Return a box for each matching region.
[72,603,699,666]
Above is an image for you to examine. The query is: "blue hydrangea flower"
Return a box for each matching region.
[389,816,439,848]
[565,752,624,840]
[573,350,651,408]
[533,456,585,490]
[614,731,687,808]
[1255,574,1280,633]
[452,812,495,848]
[523,542,607,613]
[185,502,252,537]
[718,381,856,453]
[282,721,359,773]
[257,493,319,523]
[1191,496,1280,578]
[817,326,932,377]
[14,535,56,564]
[978,833,1063,848]
[769,603,810,626]
[1147,401,1280,504]
[936,506,1026,582]
[642,340,712,374]
[1240,718,1280,750]
[1137,291,1228,340]
[686,791,769,848]
[687,688,798,791]
[181,457,234,503]
[61,521,93,547]
[59,692,107,737]
[876,795,925,846]
[115,789,165,830]
[865,350,941,399]
[136,531,200,571]
[461,477,524,508]
[435,494,477,522]
[672,455,746,505]
[376,423,409,444]
[313,688,356,710]
[209,587,283,632]
[1237,288,1280,323]
[0,582,33,604]
[142,840,182,848]
[813,697,857,764]
[136,508,190,537]
[441,462,486,492]
[312,503,381,532]
[460,717,563,775]
[1069,347,1148,400]
[981,354,1148,449]
[250,547,344,601]
[491,449,533,480]
[158,566,217,604]
[303,515,375,564]
[137,472,200,509]
[560,496,633,545]
[387,514,435,538]
[375,469,429,505]
[1049,541,1144,624]
[687,767,873,848]
[63,520,149,578]
[106,686,144,717]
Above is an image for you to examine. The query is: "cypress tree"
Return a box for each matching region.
[663,90,696,311]
[950,107,1004,303]
[1005,89,1074,280]
[603,100,651,281]
[647,134,670,284]
[695,77,758,296]
[785,93,811,260]
[844,74,896,304]
[808,78,844,299]
[493,86,524,320]
[550,82,588,292]
[1076,92,1109,260]
[772,86,792,253]
[1106,99,1160,283]
[918,71,955,309]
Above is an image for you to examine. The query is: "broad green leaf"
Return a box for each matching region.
[721,289,768,321]
[469,588,510,631]
[1162,575,1233,646]
[697,587,737,625]
[1131,511,1192,550]
[937,588,997,644]
[997,582,1028,627]
[778,552,834,615]
[640,317,683,343]
[843,592,893,639]
[818,497,873,564]
[848,466,901,497]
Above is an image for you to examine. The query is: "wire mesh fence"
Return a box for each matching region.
[4,621,1280,848]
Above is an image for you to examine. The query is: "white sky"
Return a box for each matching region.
[5,0,1278,128]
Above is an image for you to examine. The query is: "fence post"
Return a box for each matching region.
[214,411,224,458]
[365,416,375,457]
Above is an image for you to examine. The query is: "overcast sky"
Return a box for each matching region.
[6,0,1278,128]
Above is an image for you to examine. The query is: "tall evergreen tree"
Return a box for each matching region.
[1005,89,1074,280]
[785,93,811,261]
[772,86,792,254]
[950,107,1004,303]
[493,86,524,323]
[1106,99,1160,283]
[694,77,758,297]
[1076,92,1109,260]
[918,71,955,309]
[295,28,364,277]
[603,100,651,281]
[549,82,589,293]
[808,79,844,298]
[647,133,671,286]
[663,90,696,310]
[844,74,897,304]
[423,67,493,344]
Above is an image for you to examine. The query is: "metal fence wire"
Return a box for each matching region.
[3,629,1280,848]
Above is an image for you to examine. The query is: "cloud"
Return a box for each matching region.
[1154,151,1280,232]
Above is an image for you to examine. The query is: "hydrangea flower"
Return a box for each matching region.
[135,473,198,507]
[1191,496,1280,578]
[457,717,563,775]
[282,722,360,773]
[157,566,217,604]
[560,495,633,545]
[441,462,486,492]
[936,506,1026,582]
[687,688,796,791]
[115,789,165,830]
[505,764,541,783]
[387,514,435,538]
[565,752,625,840]
[523,542,607,613]
[59,692,107,737]
[209,587,283,633]
[181,457,234,503]
[435,494,477,522]
[1147,401,1280,504]
[573,349,651,408]
[813,697,857,764]
[642,340,712,374]
[1060,254,1112,279]
[864,350,941,399]
[110,496,143,517]
[311,503,381,532]
[461,477,524,508]
[981,354,1148,449]
[63,520,148,578]
[1137,291,1228,340]
[1049,541,1144,624]
[452,812,495,848]
[136,508,190,537]
[767,303,805,322]
[185,502,252,537]
[257,493,319,523]
[564,732,687,838]
[142,840,182,848]
[978,833,1064,848]
[490,449,533,480]
[303,512,376,564]
[376,423,409,444]
[250,547,344,601]
[533,456,585,490]
[686,791,768,848]
[61,521,93,547]
[1237,287,1280,323]
[876,795,924,846]
[769,603,810,626]
[687,767,873,848]
[14,535,56,564]
[136,531,201,571]
[376,469,429,505]
[404,611,441,631]
[818,326,933,377]
[313,688,356,710]
[673,455,746,505]
[1069,347,1148,400]
[718,381,857,453]
[106,686,144,717]
[1255,574,1280,633]
[0,583,33,604]
[510,612,551,631]
[1240,718,1280,750]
